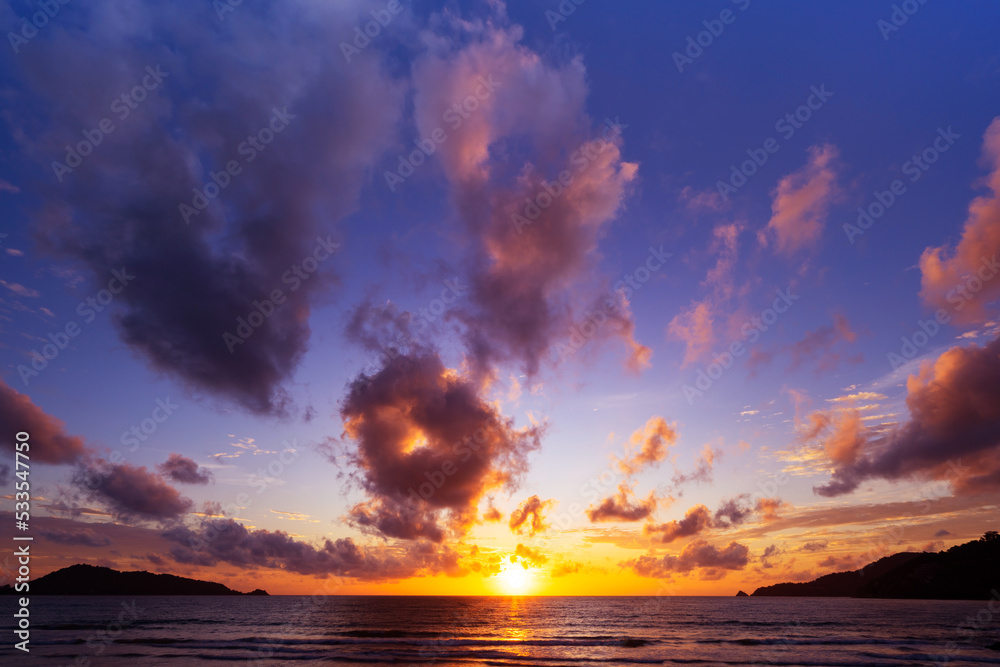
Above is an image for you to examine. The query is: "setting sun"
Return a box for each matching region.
[495,560,535,595]
[3,1,1000,665]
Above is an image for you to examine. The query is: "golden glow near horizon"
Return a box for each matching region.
[494,559,536,595]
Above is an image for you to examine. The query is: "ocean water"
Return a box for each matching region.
[3,595,999,666]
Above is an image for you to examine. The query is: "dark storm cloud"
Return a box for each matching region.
[10,1,404,414]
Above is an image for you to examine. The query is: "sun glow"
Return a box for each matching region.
[495,560,535,595]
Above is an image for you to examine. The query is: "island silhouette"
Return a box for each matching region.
[740,531,999,599]
[1,563,268,596]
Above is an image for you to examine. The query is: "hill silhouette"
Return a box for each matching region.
[749,532,999,600]
[0,564,269,596]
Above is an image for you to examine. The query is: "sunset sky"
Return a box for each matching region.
[1,0,999,596]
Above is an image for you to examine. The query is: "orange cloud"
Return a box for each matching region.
[512,543,548,568]
[760,144,840,254]
[645,504,713,543]
[339,351,543,542]
[622,540,750,577]
[827,391,888,403]
[804,409,867,466]
[550,561,583,577]
[509,495,555,537]
[920,117,1000,324]
[755,497,786,522]
[812,335,1000,496]
[588,417,675,524]
[586,484,657,523]
[670,443,720,490]
[615,416,677,476]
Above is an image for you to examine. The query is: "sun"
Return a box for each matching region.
[495,560,535,595]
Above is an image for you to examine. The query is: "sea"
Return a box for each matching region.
[3,596,999,666]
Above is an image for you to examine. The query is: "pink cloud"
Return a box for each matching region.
[760,144,840,254]
[678,185,727,212]
[0,380,87,464]
[667,299,716,367]
[615,416,677,476]
[920,117,1000,325]
[410,17,645,377]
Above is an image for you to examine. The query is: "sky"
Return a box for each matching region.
[0,0,998,596]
